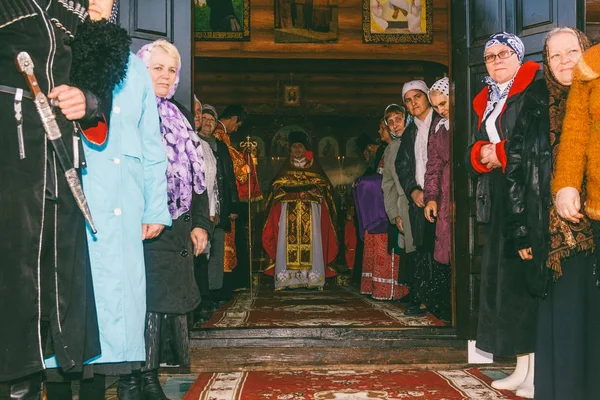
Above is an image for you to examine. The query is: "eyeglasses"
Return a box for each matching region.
[483,50,516,63]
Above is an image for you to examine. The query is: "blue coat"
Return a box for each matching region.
[46,54,171,367]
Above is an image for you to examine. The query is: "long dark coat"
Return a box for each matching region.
[144,183,213,314]
[0,4,100,381]
[468,60,540,356]
[394,111,439,250]
[504,80,552,273]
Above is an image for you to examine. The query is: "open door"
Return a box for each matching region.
[118,0,194,111]
[451,0,585,339]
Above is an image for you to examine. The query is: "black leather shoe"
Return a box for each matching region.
[142,370,169,400]
[117,374,143,400]
[10,374,41,400]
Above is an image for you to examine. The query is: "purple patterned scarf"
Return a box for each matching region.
[136,43,206,219]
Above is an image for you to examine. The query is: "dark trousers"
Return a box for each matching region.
[535,252,600,400]
[232,206,251,290]
[45,375,105,400]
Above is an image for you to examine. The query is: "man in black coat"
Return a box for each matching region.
[193,103,240,325]
[0,1,103,398]
[394,80,439,316]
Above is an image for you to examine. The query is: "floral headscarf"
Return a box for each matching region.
[136,42,206,219]
[482,32,525,121]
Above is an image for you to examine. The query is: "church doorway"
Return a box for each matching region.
[117,0,589,372]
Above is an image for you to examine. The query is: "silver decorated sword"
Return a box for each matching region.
[16,51,97,234]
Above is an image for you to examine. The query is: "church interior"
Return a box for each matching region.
[6,0,600,399]
[116,0,600,398]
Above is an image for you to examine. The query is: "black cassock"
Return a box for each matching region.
[0,0,100,382]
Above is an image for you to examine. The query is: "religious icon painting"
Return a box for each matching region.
[318,136,340,158]
[345,137,361,158]
[194,0,250,41]
[275,0,339,43]
[283,85,301,107]
[362,0,433,44]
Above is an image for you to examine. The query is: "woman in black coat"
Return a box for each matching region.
[505,27,600,400]
[466,32,539,396]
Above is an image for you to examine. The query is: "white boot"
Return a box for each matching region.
[491,353,529,391]
[515,353,535,399]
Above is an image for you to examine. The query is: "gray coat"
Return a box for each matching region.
[381,139,416,253]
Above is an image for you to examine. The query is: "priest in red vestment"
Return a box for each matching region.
[263,131,338,290]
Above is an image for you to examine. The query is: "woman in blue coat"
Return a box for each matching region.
[45,1,171,399]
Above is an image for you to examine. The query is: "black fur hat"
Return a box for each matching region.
[70,20,131,102]
[288,131,310,149]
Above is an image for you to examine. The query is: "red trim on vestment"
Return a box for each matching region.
[262,199,338,277]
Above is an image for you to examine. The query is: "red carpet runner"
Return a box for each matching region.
[202,285,444,328]
[183,369,520,399]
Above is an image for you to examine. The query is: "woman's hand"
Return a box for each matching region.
[142,224,165,240]
[518,247,533,261]
[394,216,404,233]
[555,187,584,223]
[480,143,501,169]
[48,85,87,120]
[411,189,425,207]
[424,200,437,223]
[190,227,208,256]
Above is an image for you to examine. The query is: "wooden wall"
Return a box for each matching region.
[194,0,450,65]
[195,57,447,117]
[587,0,600,43]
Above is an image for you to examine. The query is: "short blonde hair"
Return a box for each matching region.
[151,39,181,69]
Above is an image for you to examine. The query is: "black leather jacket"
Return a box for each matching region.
[394,111,438,247]
[505,79,552,257]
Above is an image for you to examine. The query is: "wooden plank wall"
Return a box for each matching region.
[194,0,449,64]
[588,0,600,43]
[194,58,447,117]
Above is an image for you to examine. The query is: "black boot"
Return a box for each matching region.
[141,370,169,400]
[117,373,143,400]
[9,374,42,400]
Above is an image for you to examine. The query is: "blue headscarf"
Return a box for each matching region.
[484,32,525,62]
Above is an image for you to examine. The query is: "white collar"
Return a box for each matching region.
[292,157,307,167]
[414,108,434,132]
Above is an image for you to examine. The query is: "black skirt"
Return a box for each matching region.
[534,253,600,400]
[144,215,201,314]
[476,171,538,356]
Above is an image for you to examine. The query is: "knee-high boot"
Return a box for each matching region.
[9,374,42,400]
[142,312,170,400]
[116,372,142,400]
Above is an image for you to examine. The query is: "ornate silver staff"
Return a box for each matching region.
[16,52,97,233]
[241,135,258,298]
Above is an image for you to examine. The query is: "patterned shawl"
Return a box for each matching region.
[136,43,206,219]
[545,28,594,276]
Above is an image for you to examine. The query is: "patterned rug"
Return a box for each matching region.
[201,285,444,328]
[182,369,520,399]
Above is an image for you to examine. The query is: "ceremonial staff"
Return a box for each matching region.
[241,135,257,298]
[16,52,97,233]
